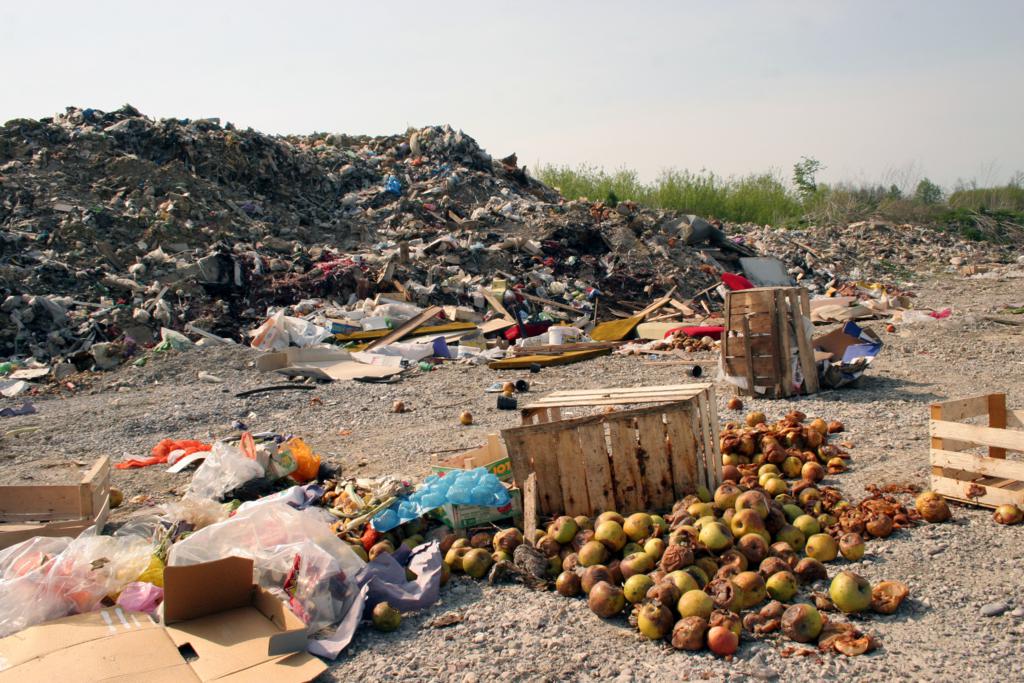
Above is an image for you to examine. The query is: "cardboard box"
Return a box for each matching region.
[429,434,521,529]
[0,456,110,550]
[812,321,883,363]
[326,319,361,335]
[812,321,883,389]
[432,486,523,530]
[432,434,513,482]
[0,557,326,682]
[256,347,402,382]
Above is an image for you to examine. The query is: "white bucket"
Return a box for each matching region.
[547,326,582,345]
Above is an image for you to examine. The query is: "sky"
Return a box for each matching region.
[2,1,1022,189]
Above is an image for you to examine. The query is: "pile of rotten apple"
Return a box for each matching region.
[438,408,955,658]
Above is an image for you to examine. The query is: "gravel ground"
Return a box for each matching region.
[2,266,1024,682]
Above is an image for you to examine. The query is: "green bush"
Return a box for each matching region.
[948,184,1024,212]
[534,162,1024,243]
[536,164,799,225]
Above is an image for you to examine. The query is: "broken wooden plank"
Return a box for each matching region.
[989,393,1008,459]
[519,292,583,315]
[477,286,512,320]
[510,341,621,356]
[930,420,1024,453]
[668,299,697,317]
[488,348,611,369]
[634,286,678,318]
[522,473,538,546]
[334,321,477,343]
[365,305,444,350]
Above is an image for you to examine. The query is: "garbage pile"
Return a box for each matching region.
[2,105,1014,374]
[736,220,1016,290]
[1,105,725,364]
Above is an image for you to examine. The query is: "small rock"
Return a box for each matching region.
[927,545,946,556]
[981,601,1010,617]
[1011,606,1024,618]
[745,655,779,680]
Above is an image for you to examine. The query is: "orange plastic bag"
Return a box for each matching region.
[116,438,210,469]
[280,437,320,483]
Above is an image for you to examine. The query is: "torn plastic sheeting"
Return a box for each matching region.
[165,450,209,473]
[0,380,31,398]
[350,340,437,365]
[308,541,442,660]
[0,402,36,417]
[0,533,152,638]
[250,310,332,351]
[235,483,324,514]
[159,327,194,351]
[0,536,73,637]
[185,441,264,500]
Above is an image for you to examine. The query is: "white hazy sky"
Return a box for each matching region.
[2,1,1021,189]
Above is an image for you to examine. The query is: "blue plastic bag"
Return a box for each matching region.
[371,469,510,531]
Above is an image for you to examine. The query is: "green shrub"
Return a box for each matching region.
[535,162,1024,243]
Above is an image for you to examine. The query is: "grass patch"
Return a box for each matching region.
[537,164,799,225]
[535,163,1024,243]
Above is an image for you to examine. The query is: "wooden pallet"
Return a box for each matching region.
[721,286,818,398]
[0,456,111,549]
[502,386,721,517]
[929,393,1024,508]
[520,383,714,425]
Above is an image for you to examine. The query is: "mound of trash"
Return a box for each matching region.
[0,105,1014,365]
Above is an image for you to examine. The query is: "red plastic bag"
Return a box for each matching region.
[721,273,754,291]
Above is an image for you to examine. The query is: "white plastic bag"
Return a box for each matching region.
[0,537,72,637]
[0,534,152,637]
[187,441,265,500]
[250,310,331,351]
[168,503,363,634]
[44,535,153,613]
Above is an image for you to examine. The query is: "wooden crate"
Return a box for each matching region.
[0,456,111,550]
[929,393,1024,508]
[721,286,818,398]
[520,383,715,426]
[501,387,721,517]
